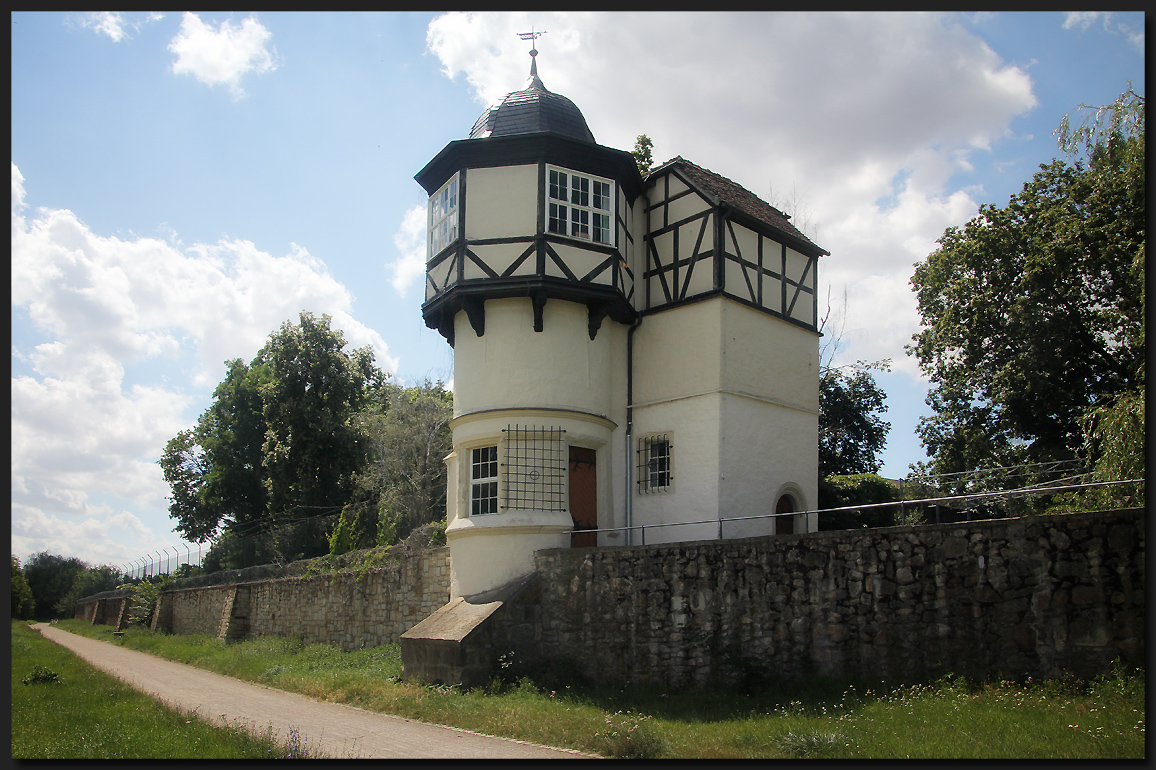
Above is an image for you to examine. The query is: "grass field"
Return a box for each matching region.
[11,622,323,759]
[43,619,1144,759]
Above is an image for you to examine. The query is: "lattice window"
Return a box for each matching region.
[470,445,499,515]
[546,166,614,246]
[637,434,673,494]
[428,172,459,258]
[502,425,567,511]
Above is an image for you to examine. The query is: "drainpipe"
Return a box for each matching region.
[625,314,643,546]
[625,189,651,547]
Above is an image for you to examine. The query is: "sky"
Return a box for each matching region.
[11,11,1146,571]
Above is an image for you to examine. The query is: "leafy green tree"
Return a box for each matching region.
[160,312,388,567]
[258,312,384,528]
[160,359,271,543]
[632,134,654,174]
[55,564,121,617]
[908,88,1144,491]
[11,556,36,619]
[819,362,890,478]
[22,552,88,620]
[354,382,452,541]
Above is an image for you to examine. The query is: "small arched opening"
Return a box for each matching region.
[774,494,796,535]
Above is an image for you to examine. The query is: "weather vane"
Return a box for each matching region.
[517,27,546,57]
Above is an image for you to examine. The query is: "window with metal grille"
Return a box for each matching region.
[546,166,613,245]
[470,445,498,515]
[502,425,567,511]
[637,434,673,494]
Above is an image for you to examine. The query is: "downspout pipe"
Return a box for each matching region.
[625,313,643,546]
[625,188,651,547]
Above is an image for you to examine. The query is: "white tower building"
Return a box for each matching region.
[416,51,828,599]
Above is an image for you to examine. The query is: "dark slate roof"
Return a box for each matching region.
[469,71,596,144]
[648,156,829,256]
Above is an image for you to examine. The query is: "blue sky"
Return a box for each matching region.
[11,11,1145,569]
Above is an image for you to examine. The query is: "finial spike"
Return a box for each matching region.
[518,28,547,88]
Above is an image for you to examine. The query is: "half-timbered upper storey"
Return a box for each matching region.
[416,59,643,346]
[641,157,829,331]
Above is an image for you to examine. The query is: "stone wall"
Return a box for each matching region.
[146,547,451,650]
[485,509,1144,688]
[76,547,452,650]
[74,590,135,631]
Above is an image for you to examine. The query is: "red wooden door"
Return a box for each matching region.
[569,446,597,547]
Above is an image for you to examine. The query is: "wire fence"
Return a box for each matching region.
[120,466,1142,576]
[596,477,1144,547]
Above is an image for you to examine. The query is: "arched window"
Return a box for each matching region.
[774,494,795,535]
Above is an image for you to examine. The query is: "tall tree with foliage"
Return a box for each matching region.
[353,381,453,545]
[11,555,36,619]
[908,87,1144,493]
[21,552,88,620]
[160,312,388,566]
[819,362,890,478]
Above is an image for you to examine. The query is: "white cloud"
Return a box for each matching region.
[425,11,1038,378]
[11,162,397,565]
[72,11,164,42]
[168,12,279,99]
[1062,12,1103,31]
[1062,11,1144,50]
[387,205,429,298]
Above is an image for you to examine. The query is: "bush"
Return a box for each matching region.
[818,474,908,530]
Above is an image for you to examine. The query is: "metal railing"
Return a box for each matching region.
[587,478,1143,547]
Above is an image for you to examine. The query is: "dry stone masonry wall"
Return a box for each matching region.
[512,509,1143,688]
[79,511,1142,690]
[141,547,451,650]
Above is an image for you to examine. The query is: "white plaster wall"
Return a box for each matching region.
[718,393,818,538]
[463,164,537,240]
[452,298,624,419]
[630,394,721,545]
[631,298,722,406]
[447,298,630,595]
[448,526,569,598]
[719,299,820,413]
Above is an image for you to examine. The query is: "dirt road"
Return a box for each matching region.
[32,624,594,759]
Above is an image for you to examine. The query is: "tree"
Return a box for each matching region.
[353,381,452,542]
[908,88,1144,489]
[632,134,654,174]
[819,363,890,478]
[160,358,271,543]
[258,313,384,526]
[11,556,36,619]
[816,289,891,479]
[160,312,389,566]
[22,552,88,620]
[55,564,121,617]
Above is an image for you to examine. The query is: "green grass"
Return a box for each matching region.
[51,619,1145,758]
[11,622,325,758]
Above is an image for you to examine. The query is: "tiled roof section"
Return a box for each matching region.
[648,156,828,255]
[469,76,596,144]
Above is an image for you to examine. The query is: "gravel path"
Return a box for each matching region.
[32,624,594,759]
